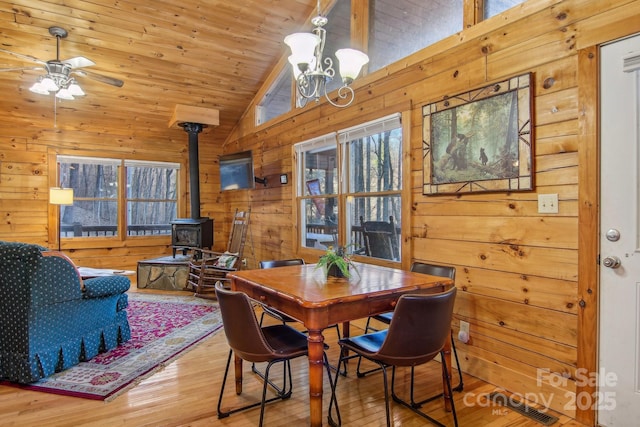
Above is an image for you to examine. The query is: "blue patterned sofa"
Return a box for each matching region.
[0,241,131,383]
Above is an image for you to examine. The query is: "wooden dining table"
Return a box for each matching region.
[228,262,455,426]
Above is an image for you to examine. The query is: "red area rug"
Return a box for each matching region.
[11,293,221,400]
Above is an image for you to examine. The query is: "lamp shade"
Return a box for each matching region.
[284,33,320,71]
[67,81,85,96]
[29,78,50,95]
[49,187,74,205]
[288,55,317,79]
[41,76,59,92]
[335,49,369,84]
[55,88,74,100]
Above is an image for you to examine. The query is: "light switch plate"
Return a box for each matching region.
[538,193,559,213]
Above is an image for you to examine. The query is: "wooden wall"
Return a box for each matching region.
[1,0,639,424]
[221,0,640,424]
[0,125,226,271]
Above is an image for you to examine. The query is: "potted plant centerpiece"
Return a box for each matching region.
[316,245,356,278]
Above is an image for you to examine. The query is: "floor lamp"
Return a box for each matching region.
[50,187,74,252]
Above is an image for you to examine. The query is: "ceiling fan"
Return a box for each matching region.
[0,26,124,100]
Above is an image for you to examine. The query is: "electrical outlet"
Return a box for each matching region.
[459,320,469,335]
[242,258,247,267]
[458,320,470,343]
[538,193,559,214]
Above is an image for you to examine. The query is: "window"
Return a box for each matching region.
[256,67,292,125]
[368,0,463,72]
[484,0,525,20]
[296,113,403,261]
[341,114,402,260]
[57,155,179,238]
[297,134,339,250]
[125,160,179,236]
[322,0,352,96]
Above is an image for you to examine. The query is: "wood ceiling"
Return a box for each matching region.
[0,0,318,145]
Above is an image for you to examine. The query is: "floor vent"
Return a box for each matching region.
[488,391,559,426]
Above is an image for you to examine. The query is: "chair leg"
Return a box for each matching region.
[253,309,295,395]
[216,351,233,419]
[251,359,293,398]
[390,354,458,427]
[217,350,293,424]
[355,316,387,377]
[258,360,279,426]
[363,315,379,334]
[326,352,342,427]
[441,353,459,427]
[380,364,393,427]
[450,332,464,392]
[409,333,464,407]
[356,354,386,377]
[331,350,391,427]
[334,323,341,340]
[355,316,380,377]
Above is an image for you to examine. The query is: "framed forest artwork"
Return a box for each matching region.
[422,73,533,195]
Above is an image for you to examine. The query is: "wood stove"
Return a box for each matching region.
[171,217,213,257]
[171,121,214,257]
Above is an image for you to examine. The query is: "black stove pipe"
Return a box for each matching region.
[180,122,204,219]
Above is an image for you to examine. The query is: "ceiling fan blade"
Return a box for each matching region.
[62,56,95,68]
[0,47,46,65]
[73,69,124,87]
[0,65,42,72]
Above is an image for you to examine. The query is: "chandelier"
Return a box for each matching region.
[285,0,369,108]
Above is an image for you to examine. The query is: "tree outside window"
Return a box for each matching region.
[296,114,402,261]
[57,156,179,238]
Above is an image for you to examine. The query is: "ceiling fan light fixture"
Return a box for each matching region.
[67,80,85,96]
[41,76,59,92]
[29,78,50,95]
[55,87,74,100]
[1,25,123,104]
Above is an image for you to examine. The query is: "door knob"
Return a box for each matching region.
[602,256,621,269]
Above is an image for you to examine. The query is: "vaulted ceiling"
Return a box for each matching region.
[0,0,318,145]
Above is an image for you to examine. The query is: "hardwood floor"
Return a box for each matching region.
[0,286,584,426]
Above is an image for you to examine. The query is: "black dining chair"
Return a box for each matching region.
[215,282,336,426]
[258,259,306,327]
[256,258,342,377]
[329,286,458,427]
[258,258,341,337]
[252,259,307,384]
[357,262,463,400]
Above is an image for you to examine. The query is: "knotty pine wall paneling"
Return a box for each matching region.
[1,0,639,424]
[220,1,640,424]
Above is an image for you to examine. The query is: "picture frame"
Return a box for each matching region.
[422,73,533,195]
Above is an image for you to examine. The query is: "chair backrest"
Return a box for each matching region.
[214,282,281,363]
[410,262,456,281]
[259,258,305,269]
[226,209,250,260]
[374,286,457,367]
[361,216,399,260]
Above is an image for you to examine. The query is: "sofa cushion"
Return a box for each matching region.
[83,276,130,298]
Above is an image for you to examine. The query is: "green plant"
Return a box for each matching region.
[316,245,355,278]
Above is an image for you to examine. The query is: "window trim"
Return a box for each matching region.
[48,149,187,250]
[294,111,411,268]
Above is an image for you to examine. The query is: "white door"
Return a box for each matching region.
[599,33,640,426]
